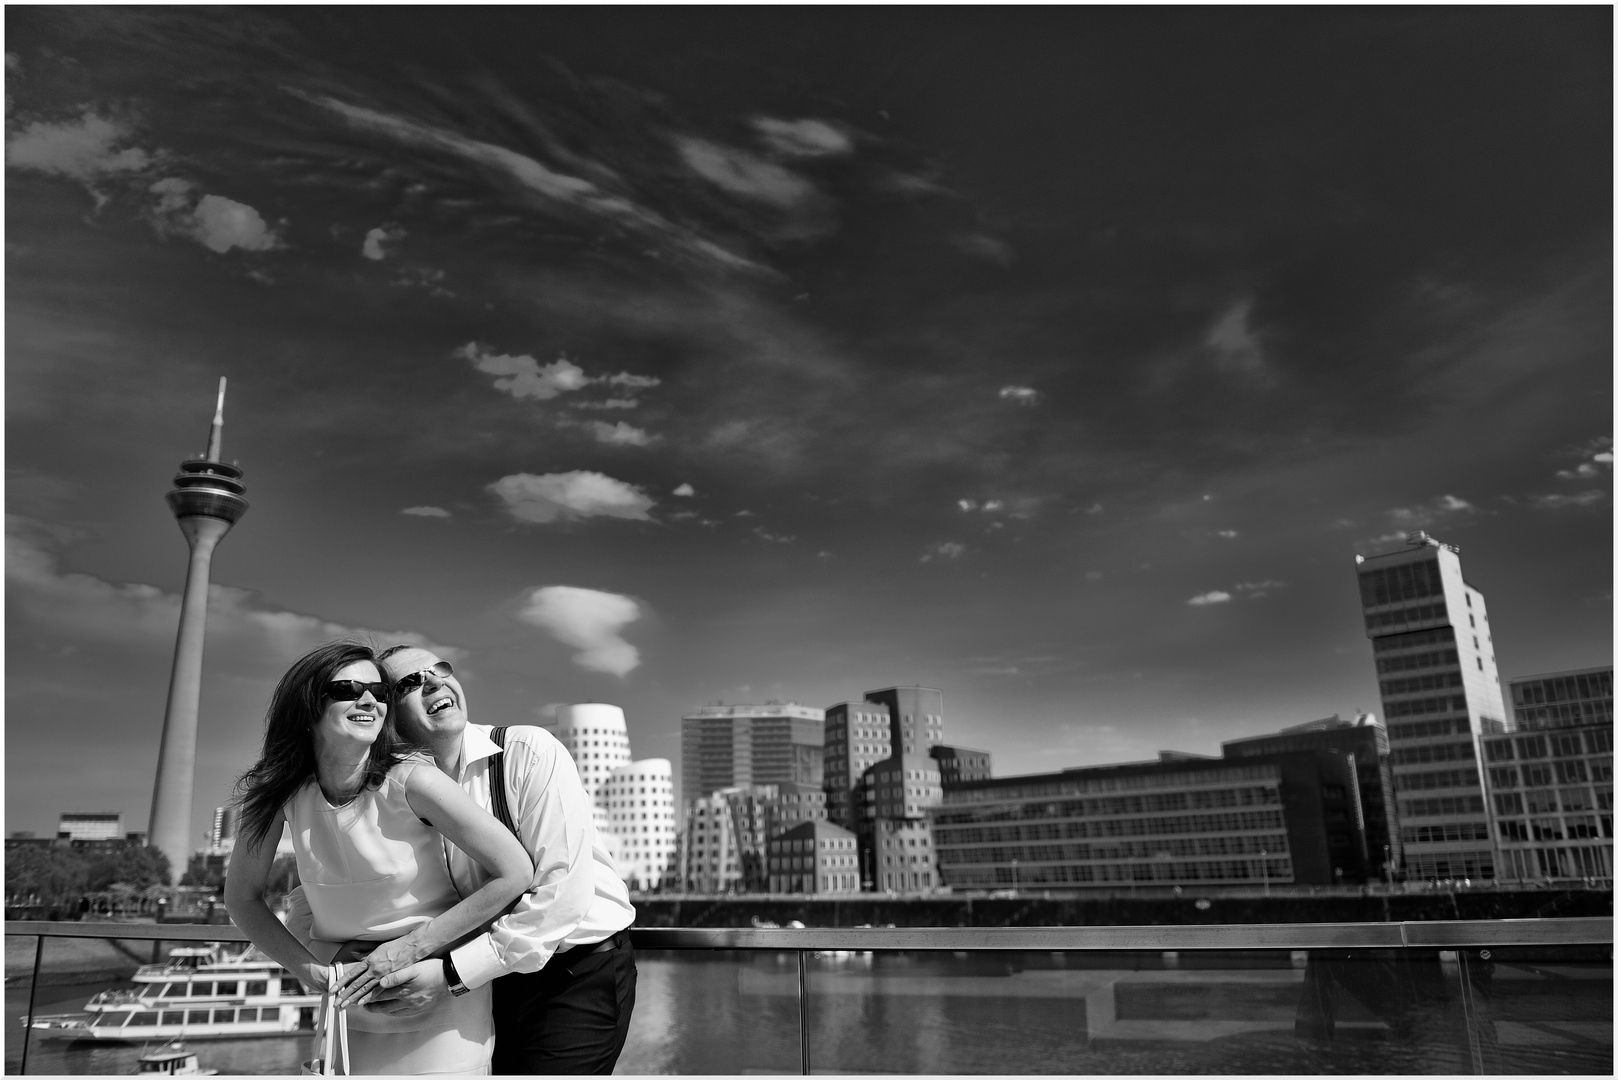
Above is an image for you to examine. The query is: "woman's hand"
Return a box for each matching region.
[334,936,426,1008]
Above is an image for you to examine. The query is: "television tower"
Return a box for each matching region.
[148,378,248,881]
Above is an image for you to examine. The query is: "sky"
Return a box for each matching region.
[5,7,1611,846]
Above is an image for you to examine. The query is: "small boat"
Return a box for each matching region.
[135,1041,218,1075]
[27,943,322,1041]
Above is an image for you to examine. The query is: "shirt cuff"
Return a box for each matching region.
[449,934,504,990]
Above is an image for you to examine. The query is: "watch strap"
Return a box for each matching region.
[443,954,470,997]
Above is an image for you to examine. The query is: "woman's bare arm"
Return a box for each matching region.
[222,809,332,994]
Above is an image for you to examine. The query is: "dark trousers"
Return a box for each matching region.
[490,930,636,1075]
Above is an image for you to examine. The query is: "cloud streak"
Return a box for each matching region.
[489,472,655,523]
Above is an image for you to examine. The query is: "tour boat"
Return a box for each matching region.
[134,1041,218,1074]
[27,943,322,1041]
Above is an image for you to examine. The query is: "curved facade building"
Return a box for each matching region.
[604,759,675,889]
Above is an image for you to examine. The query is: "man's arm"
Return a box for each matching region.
[447,730,602,989]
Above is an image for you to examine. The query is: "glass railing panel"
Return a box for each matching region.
[804,947,1613,1075]
[12,933,315,1076]
[4,935,41,1074]
[617,949,802,1075]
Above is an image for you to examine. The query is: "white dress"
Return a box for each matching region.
[284,755,493,1075]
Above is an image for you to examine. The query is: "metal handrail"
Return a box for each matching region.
[6,916,1611,949]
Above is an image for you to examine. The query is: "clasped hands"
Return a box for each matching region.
[328,935,450,1016]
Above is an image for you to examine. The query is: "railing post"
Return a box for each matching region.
[20,934,43,1074]
[797,948,810,1074]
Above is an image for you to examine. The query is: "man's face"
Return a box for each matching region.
[383,647,468,744]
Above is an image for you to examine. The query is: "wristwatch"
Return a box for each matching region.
[443,954,471,997]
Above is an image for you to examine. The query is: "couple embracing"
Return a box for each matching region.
[224,641,637,1075]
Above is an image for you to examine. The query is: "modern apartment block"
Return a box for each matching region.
[823,700,893,828]
[679,702,824,811]
[1481,666,1614,882]
[679,790,742,893]
[931,751,1368,890]
[603,758,676,890]
[861,752,944,891]
[767,820,860,894]
[675,781,830,893]
[1354,533,1508,880]
[930,744,992,788]
[1222,714,1398,880]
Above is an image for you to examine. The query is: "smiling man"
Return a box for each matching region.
[289,644,637,1074]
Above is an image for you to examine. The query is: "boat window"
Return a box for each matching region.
[217,980,238,995]
[160,1011,183,1025]
[213,1009,236,1023]
[187,1009,210,1024]
[128,1012,159,1026]
[246,980,267,995]
[156,983,175,998]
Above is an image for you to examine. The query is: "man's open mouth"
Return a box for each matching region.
[426,698,454,716]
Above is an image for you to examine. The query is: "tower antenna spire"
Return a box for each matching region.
[206,377,227,462]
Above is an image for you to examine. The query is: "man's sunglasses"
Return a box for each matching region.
[393,661,454,696]
[324,680,387,702]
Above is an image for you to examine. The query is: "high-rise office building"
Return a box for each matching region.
[58,813,124,842]
[1222,714,1394,880]
[930,744,992,788]
[679,702,824,810]
[823,700,892,828]
[1482,666,1614,882]
[1354,532,1508,880]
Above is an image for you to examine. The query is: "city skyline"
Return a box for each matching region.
[5,8,1610,843]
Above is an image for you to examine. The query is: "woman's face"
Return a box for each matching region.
[310,660,388,757]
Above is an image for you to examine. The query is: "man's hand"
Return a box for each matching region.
[358,958,450,1018]
[334,934,427,1007]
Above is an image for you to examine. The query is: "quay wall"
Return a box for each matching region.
[631,889,1612,928]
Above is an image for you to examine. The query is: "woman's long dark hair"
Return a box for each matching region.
[234,640,419,852]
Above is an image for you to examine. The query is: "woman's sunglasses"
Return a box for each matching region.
[393,661,454,696]
[323,680,387,702]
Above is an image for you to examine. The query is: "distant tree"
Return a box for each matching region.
[5,845,88,912]
[178,853,226,890]
[86,845,172,893]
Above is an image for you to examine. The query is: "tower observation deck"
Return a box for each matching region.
[148,378,248,881]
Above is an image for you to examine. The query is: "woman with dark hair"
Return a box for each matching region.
[225,641,531,1074]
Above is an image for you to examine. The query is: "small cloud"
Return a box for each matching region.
[1532,491,1607,509]
[952,233,1013,264]
[7,109,151,182]
[957,499,977,512]
[1187,590,1233,606]
[401,506,450,519]
[921,541,966,563]
[752,527,796,544]
[584,421,653,447]
[1232,579,1285,598]
[605,372,661,390]
[816,550,832,560]
[672,483,695,497]
[1216,529,1239,539]
[751,117,853,158]
[489,471,654,524]
[517,585,642,676]
[677,137,814,207]
[1556,463,1601,480]
[1555,438,1612,479]
[1085,503,1104,515]
[999,386,1041,405]
[983,499,1004,512]
[455,344,589,401]
[362,223,405,260]
[1436,494,1473,512]
[573,398,639,410]
[735,509,755,518]
[1206,299,1266,377]
[148,178,280,253]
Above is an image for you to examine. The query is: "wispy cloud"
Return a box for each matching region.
[677,137,815,207]
[999,386,1041,405]
[6,110,152,183]
[581,420,653,447]
[952,233,1013,264]
[672,484,695,497]
[751,117,852,158]
[489,471,654,524]
[401,505,450,518]
[1532,490,1607,509]
[1554,436,1612,480]
[921,541,966,562]
[1206,299,1267,379]
[148,178,280,254]
[517,585,642,676]
[1187,590,1232,606]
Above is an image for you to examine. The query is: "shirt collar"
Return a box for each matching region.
[461,723,501,769]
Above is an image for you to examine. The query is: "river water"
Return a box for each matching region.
[8,948,1609,1074]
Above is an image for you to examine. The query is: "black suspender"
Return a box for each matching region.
[487,726,519,839]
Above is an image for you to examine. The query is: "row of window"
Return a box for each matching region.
[1394,769,1479,792]
[931,785,1281,826]
[943,764,1281,803]
[1358,562,1446,607]
[1488,760,1605,787]
[935,809,1287,843]
[1400,795,1485,818]
[1377,649,1459,675]
[1365,602,1448,631]
[1373,626,1456,654]
[1498,846,1609,880]
[948,858,1292,887]
[1484,731,1607,761]
[118,1007,284,1028]
[1388,718,1462,740]
[1493,787,1609,815]
[1385,694,1468,719]
[1497,816,1610,842]
[1512,671,1613,706]
[140,980,269,999]
[1392,742,1473,766]
[1381,671,1464,696]
[940,834,1286,863]
[1401,822,1491,844]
